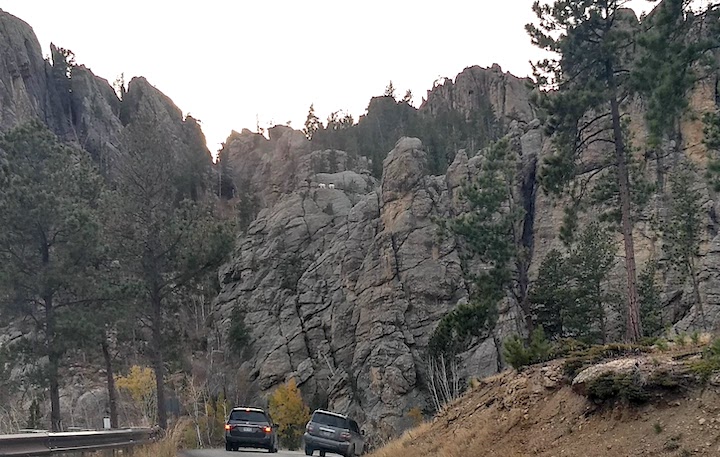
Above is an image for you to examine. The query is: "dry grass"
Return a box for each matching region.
[132,419,189,457]
[368,421,433,457]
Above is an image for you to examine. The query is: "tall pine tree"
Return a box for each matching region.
[0,122,103,430]
[105,117,234,429]
[528,0,718,342]
[528,0,647,341]
[664,164,706,328]
[448,137,531,332]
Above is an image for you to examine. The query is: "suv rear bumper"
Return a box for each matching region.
[303,432,351,454]
[225,433,272,448]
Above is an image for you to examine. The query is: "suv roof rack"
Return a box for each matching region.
[313,409,347,419]
[230,406,265,412]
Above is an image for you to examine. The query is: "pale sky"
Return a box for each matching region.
[2,0,656,154]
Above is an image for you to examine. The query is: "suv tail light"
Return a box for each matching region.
[224,424,231,431]
[263,426,272,433]
[340,431,351,441]
[306,423,314,432]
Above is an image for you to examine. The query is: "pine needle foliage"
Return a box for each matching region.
[0,121,104,431]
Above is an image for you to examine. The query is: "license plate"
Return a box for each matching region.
[323,431,333,437]
[242,427,253,432]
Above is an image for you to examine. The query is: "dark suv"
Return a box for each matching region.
[303,409,364,457]
[224,406,278,453]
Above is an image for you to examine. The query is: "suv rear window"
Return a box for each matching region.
[312,412,348,428]
[229,410,267,422]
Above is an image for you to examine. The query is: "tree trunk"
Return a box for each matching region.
[688,258,707,329]
[607,63,643,343]
[151,292,168,430]
[101,337,119,428]
[518,264,535,336]
[45,295,62,432]
[598,285,607,344]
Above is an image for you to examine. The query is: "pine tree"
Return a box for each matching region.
[384,80,396,98]
[0,121,103,431]
[664,163,706,328]
[402,89,413,104]
[432,137,530,355]
[634,0,719,149]
[105,117,234,429]
[528,0,644,341]
[531,224,616,343]
[567,223,617,343]
[529,249,572,338]
[303,104,321,140]
[638,260,663,337]
[528,0,719,342]
[449,138,531,332]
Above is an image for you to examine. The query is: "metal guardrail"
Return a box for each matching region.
[0,428,153,456]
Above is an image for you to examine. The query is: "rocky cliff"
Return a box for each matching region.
[421,63,536,124]
[0,9,212,176]
[0,11,66,132]
[213,51,720,442]
[214,89,547,442]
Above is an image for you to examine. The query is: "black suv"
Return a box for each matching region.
[224,406,278,453]
[303,409,364,457]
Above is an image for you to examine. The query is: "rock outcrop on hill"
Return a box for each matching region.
[0,9,212,176]
[0,11,66,132]
[421,63,536,124]
[215,118,548,441]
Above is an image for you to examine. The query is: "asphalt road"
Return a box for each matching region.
[180,449,307,457]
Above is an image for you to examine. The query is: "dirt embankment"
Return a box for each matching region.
[369,351,720,457]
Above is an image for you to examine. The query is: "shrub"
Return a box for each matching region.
[585,372,649,403]
[551,338,589,358]
[268,378,310,450]
[228,306,251,356]
[503,335,531,369]
[655,339,669,352]
[136,419,188,457]
[690,331,701,346]
[503,326,551,369]
[690,338,720,382]
[676,334,687,347]
[115,366,156,425]
[663,433,683,451]
[653,422,663,434]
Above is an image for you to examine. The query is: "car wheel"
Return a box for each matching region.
[304,445,313,456]
[345,444,355,457]
[232,445,239,452]
[320,451,326,457]
[225,441,232,452]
